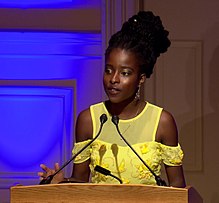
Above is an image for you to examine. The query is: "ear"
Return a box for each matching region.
[139,73,146,85]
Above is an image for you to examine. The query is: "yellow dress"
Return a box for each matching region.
[72,102,183,185]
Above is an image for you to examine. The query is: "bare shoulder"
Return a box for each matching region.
[75,108,93,142]
[156,109,178,146]
[77,108,92,125]
[160,110,176,127]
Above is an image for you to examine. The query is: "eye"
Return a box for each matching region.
[121,70,132,76]
[104,67,112,74]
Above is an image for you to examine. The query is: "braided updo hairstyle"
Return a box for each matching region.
[105,11,171,78]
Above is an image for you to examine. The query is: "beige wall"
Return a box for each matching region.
[143,1,219,203]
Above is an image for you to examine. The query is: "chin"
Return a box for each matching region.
[108,97,133,105]
[108,98,121,104]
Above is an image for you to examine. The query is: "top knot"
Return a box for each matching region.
[122,11,170,56]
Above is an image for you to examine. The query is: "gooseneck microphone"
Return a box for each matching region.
[39,114,108,185]
[111,115,167,186]
[94,165,123,184]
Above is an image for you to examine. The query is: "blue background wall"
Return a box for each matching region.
[0,1,102,202]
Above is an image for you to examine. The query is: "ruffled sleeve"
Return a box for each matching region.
[160,143,184,166]
[72,140,92,164]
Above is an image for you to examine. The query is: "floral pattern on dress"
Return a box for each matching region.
[72,140,184,185]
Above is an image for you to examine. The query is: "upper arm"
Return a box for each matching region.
[156,110,186,187]
[155,109,178,146]
[75,108,93,142]
[71,108,93,182]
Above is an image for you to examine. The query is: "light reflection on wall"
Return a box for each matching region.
[0,0,100,8]
[0,31,101,188]
[0,31,102,111]
[0,90,65,170]
[0,31,101,79]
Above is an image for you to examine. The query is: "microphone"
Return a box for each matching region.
[94,165,123,184]
[111,115,167,186]
[39,113,108,184]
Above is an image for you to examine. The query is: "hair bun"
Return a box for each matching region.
[122,11,171,57]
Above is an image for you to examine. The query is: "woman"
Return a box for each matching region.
[39,11,186,188]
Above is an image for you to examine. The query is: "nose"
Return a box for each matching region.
[110,72,120,84]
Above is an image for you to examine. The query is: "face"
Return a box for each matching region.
[103,48,145,104]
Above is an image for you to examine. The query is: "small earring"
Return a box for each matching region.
[135,85,141,100]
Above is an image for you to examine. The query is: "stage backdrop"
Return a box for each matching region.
[0,31,102,200]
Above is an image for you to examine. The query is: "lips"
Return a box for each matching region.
[107,87,120,95]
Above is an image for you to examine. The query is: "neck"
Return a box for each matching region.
[105,99,144,120]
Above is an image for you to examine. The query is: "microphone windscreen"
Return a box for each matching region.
[112,115,119,125]
[100,114,108,124]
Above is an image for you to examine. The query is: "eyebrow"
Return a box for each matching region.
[105,64,135,71]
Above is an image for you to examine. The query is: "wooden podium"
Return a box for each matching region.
[10,183,202,203]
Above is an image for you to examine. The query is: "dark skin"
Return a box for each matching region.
[38,48,186,187]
